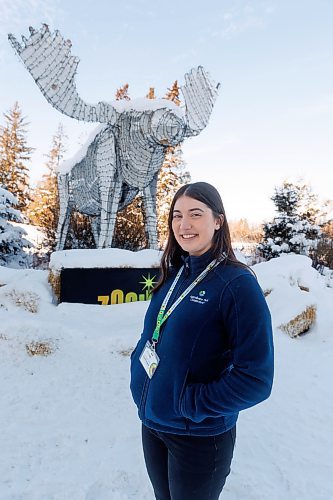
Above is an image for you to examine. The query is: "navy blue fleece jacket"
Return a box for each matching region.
[130,250,274,436]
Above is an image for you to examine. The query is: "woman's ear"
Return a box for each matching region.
[215,214,224,230]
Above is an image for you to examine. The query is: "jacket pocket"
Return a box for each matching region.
[178,369,189,414]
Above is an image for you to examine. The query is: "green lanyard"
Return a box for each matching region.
[151,258,220,346]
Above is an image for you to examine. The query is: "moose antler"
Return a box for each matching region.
[8,25,117,124]
[181,66,220,136]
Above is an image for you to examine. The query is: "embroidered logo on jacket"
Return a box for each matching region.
[190,291,208,304]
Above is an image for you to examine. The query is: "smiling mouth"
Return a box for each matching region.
[181,234,198,239]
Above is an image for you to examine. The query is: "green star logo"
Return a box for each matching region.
[139,273,157,298]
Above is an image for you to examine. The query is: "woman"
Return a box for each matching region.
[130,182,274,499]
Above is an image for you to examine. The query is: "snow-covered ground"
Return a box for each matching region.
[0,253,332,500]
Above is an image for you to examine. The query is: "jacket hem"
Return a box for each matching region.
[140,415,238,436]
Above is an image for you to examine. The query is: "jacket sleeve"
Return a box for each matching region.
[180,273,274,422]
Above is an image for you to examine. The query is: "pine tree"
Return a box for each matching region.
[258,181,322,260]
[0,102,33,212]
[0,185,30,267]
[27,124,67,253]
[146,88,155,99]
[115,83,130,101]
[113,196,147,250]
[165,81,181,106]
[229,219,262,243]
[65,212,96,250]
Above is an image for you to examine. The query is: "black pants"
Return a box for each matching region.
[142,424,236,500]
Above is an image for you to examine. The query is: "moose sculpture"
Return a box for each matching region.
[9,25,219,249]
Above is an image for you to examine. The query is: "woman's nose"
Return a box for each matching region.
[180,217,192,229]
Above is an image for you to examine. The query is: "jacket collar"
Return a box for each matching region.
[181,248,215,275]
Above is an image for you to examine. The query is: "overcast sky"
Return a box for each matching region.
[1,0,332,223]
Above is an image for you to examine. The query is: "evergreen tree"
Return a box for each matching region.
[27,124,94,253]
[0,102,33,212]
[64,212,96,250]
[27,124,67,253]
[113,196,147,250]
[258,181,322,260]
[0,185,30,267]
[229,219,262,243]
[115,83,130,101]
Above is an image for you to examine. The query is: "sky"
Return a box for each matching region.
[0,0,332,223]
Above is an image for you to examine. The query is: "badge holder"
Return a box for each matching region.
[139,340,160,379]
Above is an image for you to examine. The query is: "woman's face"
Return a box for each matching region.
[171,195,221,256]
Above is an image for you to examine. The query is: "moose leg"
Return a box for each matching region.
[105,175,123,248]
[97,132,117,248]
[142,177,159,249]
[56,174,71,251]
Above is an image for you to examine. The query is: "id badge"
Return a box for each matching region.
[139,340,160,379]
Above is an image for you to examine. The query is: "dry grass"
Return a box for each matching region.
[279,305,317,338]
[25,340,55,357]
[48,270,61,303]
[7,290,40,313]
[118,348,133,357]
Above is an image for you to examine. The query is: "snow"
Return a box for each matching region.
[13,222,46,248]
[57,124,105,174]
[0,254,332,499]
[57,98,184,175]
[111,97,184,118]
[253,254,326,329]
[0,187,30,267]
[49,248,162,271]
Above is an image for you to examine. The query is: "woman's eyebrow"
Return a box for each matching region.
[173,208,205,213]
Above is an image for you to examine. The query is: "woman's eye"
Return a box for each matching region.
[191,213,201,217]
[173,214,181,219]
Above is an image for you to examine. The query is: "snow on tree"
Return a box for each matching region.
[0,185,30,267]
[27,124,67,254]
[258,181,322,260]
[0,102,33,212]
[311,202,333,272]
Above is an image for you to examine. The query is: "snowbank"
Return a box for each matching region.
[0,255,332,499]
[49,248,162,271]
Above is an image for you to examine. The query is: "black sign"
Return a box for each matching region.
[60,267,160,305]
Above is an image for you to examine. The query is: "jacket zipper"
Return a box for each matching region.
[139,273,190,420]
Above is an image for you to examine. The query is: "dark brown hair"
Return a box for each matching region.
[154,181,252,292]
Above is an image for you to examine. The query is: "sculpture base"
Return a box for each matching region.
[49,267,159,305]
[48,248,161,305]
